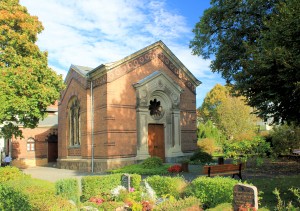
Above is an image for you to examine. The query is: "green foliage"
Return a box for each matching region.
[206,203,232,211]
[55,178,80,204]
[248,175,300,209]
[81,174,122,202]
[130,174,142,191]
[184,176,239,209]
[197,138,219,155]
[0,178,75,210]
[190,148,213,164]
[198,119,224,143]
[81,174,141,202]
[142,157,163,169]
[108,163,170,175]
[0,183,31,210]
[273,188,300,211]
[81,201,125,211]
[190,0,300,124]
[0,166,31,182]
[146,175,187,199]
[270,123,300,156]
[222,136,271,163]
[154,196,201,211]
[198,84,257,141]
[0,0,64,138]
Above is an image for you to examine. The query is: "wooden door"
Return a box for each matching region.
[148,124,165,162]
[47,135,58,162]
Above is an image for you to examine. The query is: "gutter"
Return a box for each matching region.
[90,79,94,173]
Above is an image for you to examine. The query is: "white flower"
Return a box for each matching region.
[111,185,126,197]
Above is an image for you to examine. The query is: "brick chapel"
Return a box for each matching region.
[57,41,201,172]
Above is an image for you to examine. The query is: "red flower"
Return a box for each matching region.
[89,197,105,205]
[168,164,182,173]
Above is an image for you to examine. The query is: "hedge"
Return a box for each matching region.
[146,175,187,199]
[0,178,75,210]
[55,178,80,204]
[184,176,240,208]
[81,173,141,201]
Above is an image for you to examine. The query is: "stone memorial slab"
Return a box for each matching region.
[233,183,258,211]
[121,174,131,191]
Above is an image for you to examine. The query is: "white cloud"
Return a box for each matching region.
[20,0,224,104]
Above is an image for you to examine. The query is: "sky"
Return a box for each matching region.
[20,0,225,107]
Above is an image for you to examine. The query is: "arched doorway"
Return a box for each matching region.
[47,134,58,162]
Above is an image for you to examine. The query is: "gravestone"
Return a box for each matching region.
[233,184,258,211]
[121,174,131,191]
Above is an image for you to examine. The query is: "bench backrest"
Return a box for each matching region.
[203,163,245,174]
[292,149,300,154]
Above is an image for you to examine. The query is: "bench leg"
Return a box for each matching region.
[232,173,242,180]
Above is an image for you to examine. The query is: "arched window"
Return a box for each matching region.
[68,97,80,146]
[27,138,35,151]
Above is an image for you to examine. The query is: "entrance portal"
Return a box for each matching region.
[47,134,58,162]
[148,124,165,162]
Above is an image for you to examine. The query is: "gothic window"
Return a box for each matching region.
[27,138,35,151]
[68,97,80,146]
[149,98,163,118]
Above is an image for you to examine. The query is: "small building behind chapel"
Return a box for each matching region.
[58,41,201,172]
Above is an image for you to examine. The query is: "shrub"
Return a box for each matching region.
[142,157,163,169]
[270,123,300,156]
[55,178,80,204]
[0,184,31,210]
[184,176,239,209]
[0,166,31,182]
[146,175,187,199]
[81,173,141,202]
[190,148,213,164]
[154,196,201,210]
[0,178,75,210]
[222,136,271,163]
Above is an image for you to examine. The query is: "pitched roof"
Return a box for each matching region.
[67,40,201,88]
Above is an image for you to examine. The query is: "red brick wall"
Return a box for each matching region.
[11,127,57,160]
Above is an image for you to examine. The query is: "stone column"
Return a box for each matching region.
[136,107,150,160]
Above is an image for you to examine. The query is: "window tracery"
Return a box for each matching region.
[68,97,80,146]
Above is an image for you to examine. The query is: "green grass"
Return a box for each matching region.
[107,163,171,175]
[246,175,300,210]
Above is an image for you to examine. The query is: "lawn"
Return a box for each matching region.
[247,175,300,210]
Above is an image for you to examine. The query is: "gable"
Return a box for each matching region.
[62,41,201,97]
[88,41,201,93]
[133,71,183,108]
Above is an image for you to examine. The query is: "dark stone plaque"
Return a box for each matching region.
[233,184,258,211]
[121,174,131,191]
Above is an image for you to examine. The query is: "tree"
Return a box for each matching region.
[198,83,228,124]
[190,0,300,125]
[0,0,64,138]
[198,84,257,140]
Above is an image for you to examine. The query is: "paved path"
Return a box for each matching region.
[21,166,107,183]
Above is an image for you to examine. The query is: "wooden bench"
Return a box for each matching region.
[203,163,245,179]
[292,149,300,155]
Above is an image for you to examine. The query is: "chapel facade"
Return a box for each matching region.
[57,41,201,172]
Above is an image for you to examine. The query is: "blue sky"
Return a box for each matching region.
[20,0,225,107]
